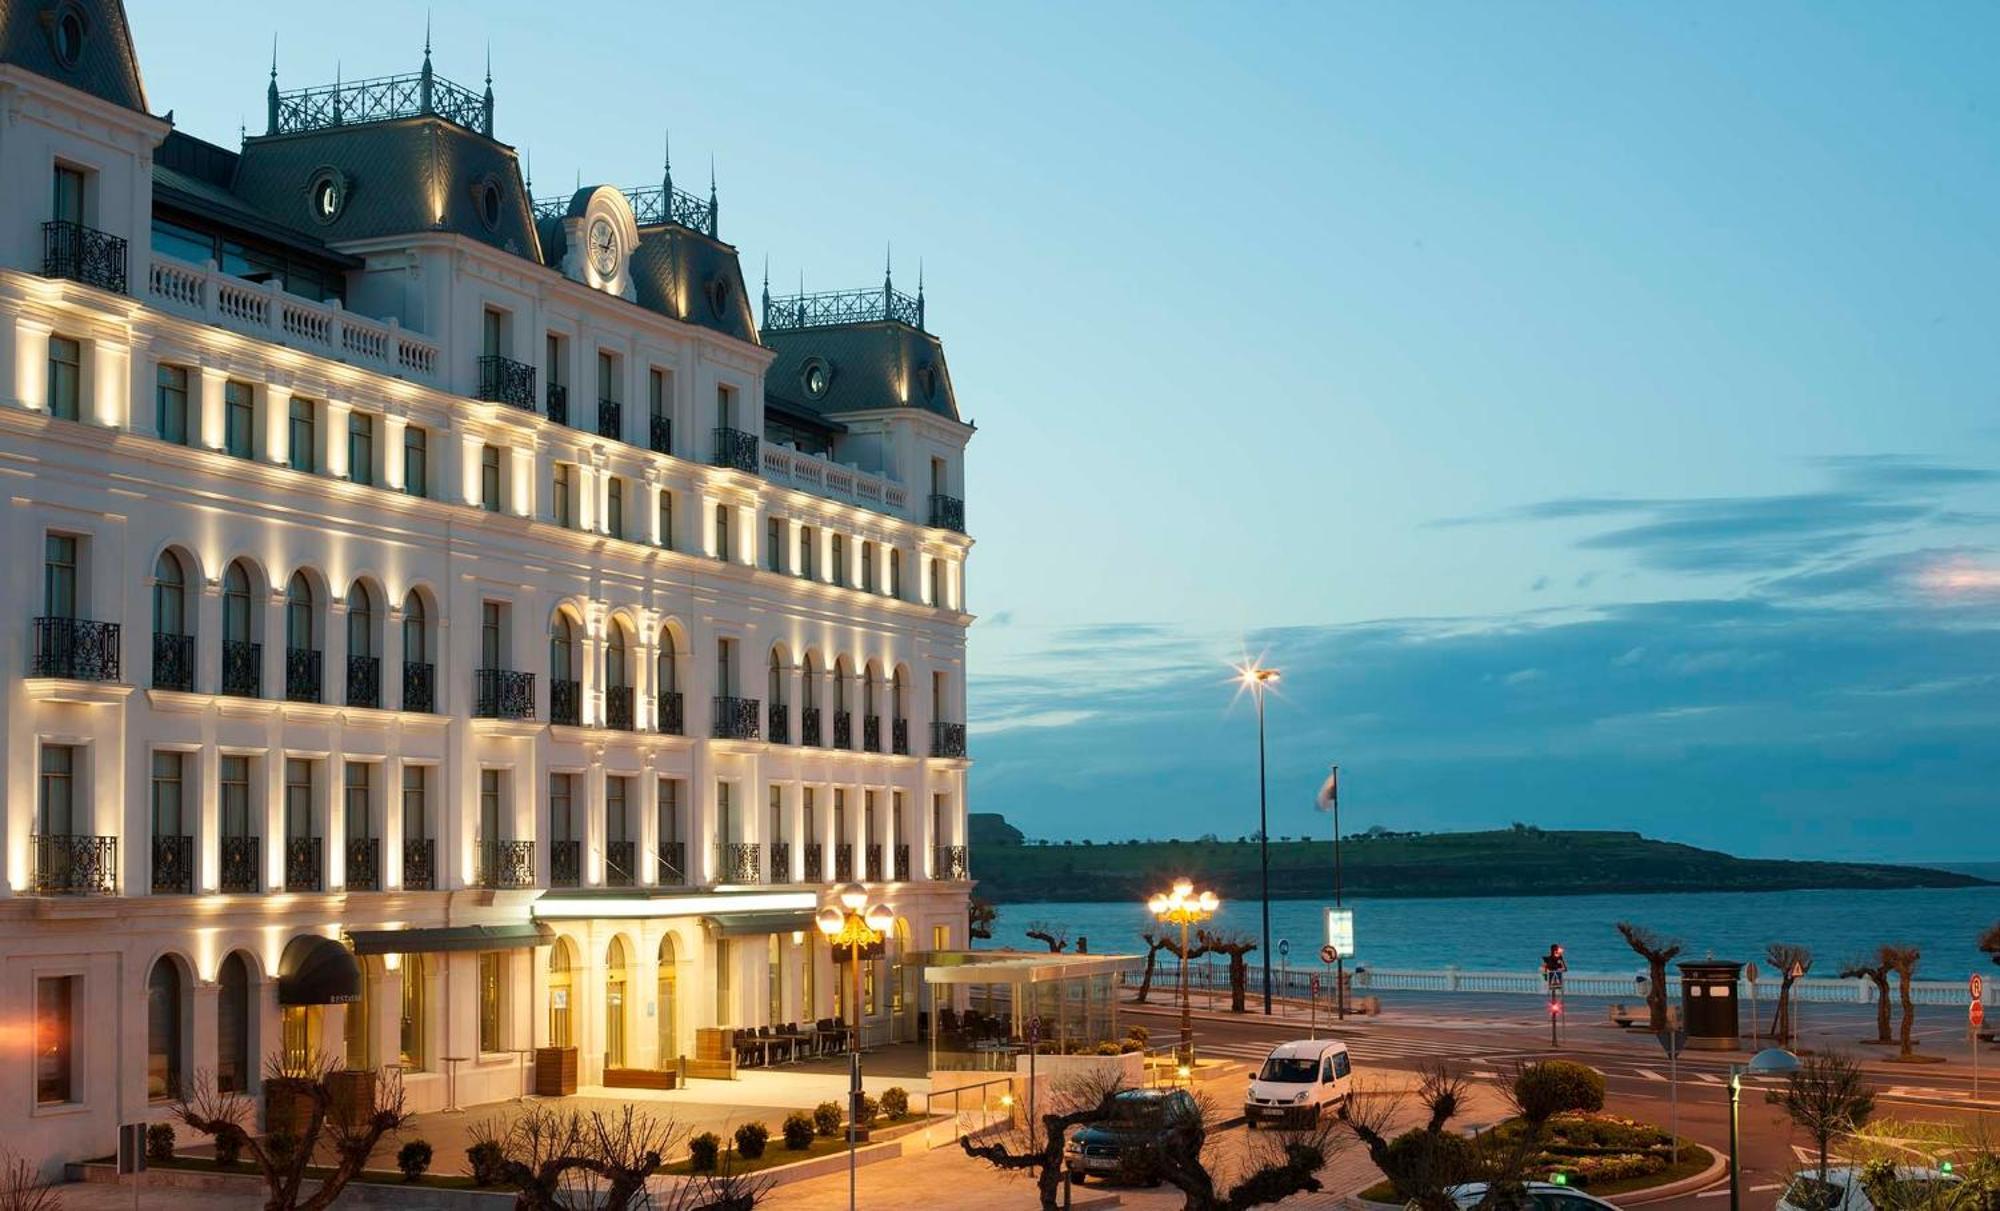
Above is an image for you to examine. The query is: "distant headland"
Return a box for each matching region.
[966,814,1991,904]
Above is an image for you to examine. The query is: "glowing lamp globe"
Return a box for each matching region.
[815,906,844,937]
[836,882,867,911]
[864,903,894,934]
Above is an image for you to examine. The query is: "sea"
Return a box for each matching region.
[978,887,1999,975]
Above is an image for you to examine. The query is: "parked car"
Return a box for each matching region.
[1447,1181,1619,1210]
[1244,1039,1351,1128]
[1776,1166,1960,1211]
[1063,1088,1199,1185]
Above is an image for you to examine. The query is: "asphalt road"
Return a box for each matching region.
[1122,990,1998,1211]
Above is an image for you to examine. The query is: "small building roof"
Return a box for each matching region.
[922,950,1143,986]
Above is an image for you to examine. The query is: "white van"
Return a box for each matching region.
[1244,1039,1352,1128]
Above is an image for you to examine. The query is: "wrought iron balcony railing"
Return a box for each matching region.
[657,840,687,887]
[32,834,117,894]
[928,494,966,534]
[152,834,194,894]
[221,640,261,698]
[402,661,435,713]
[403,837,436,890]
[762,286,922,332]
[657,689,685,735]
[285,647,322,703]
[42,220,128,294]
[550,839,581,888]
[767,702,789,744]
[550,678,581,726]
[894,843,911,882]
[219,835,260,892]
[649,414,673,456]
[892,718,910,756]
[801,706,824,747]
[770,841,792,882]
[597,399,621,440]
[719,842,761,885]
[475,668,535,719]
[32,617,121,681]
[546,381,569,426]
[865,843,883,882]
[834,842,854,881]
[712,695,761,741]
[931,721,968,759]
[803,842,825,882]
[605,685,634,731]
[477,840,535,889]
[477,355,536,410]
[863,715,882,753]
[153,632,195,692]
[833,710,853,750]
[285,836,323,892]
[710,426,760,473]
[933,844,970,881]
[606,839,636,887]
[346,837,380,891]
[346,654,381,708]
[271,70,492,137]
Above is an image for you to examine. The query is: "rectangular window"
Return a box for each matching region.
[597,350,619,402]
[345,762,372,840]
[156,364,189,445]
[798,527,815,580]
[479,769,503,843]
[831,534,846,586]
[553,463,575,528]
[477,952,504,1052]
[36,976,76,1104]
[607,776,630,844]
[717,636,735,698]
[288,397,316,473]
[53,165,86,226]
[861,542,875,593]
[546,333,565,388]
[548,773,574,841]
[224,381,255,458]
[481,601,505,668]
[607,477,625,539]
[769,785,783,844]
[714,504,731,561]
[347,412,374,485]
[482,308,507,358]
[285,758,313,839]
[933,923,951,951]
[929,558,945,608]
[403,424,429,497]
[803,787,816,846]
[39,743,76,835]
[766,518,782,571]
[658,778,681,843]
[402,764,427,839]
[481,445,502,512]
[865,791,878,847]
[44,533,77,618]
[717,383,736,431]
[888,549,902,600]
[658,491,674,550]
[834,789,848,849]
[221,756,251,837]
[47,336,81,421]
[152,750,185,837]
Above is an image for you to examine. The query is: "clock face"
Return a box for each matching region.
[587,217,618,278]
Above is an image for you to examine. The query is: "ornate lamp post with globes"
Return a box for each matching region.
[1148,877,1218,1071]
[817,881,893,1211]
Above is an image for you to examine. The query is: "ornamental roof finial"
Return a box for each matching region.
[423,10,432,61]
[761,255,771,317]
[524,147,533,194]
[266,33,279,135]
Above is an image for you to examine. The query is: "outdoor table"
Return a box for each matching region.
[772,1032,812,1063]
[440,1056,468,1113]
[814,1025,849,1054]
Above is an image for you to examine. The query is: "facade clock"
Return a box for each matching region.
[587,217,619,278]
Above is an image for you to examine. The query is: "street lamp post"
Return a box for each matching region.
[1728,1047,1800,1211]
[1148,878,1218,1071]
[1238,662,1280,1014]
[817,882,893,1211]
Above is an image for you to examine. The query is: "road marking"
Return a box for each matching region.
[1695,1189,1729,1199]
[1694,1072,1722,1085]
[1751,1184,1781,1192]
[1635,1067,1666,1082]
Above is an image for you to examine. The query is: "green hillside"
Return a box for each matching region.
[966,817,1989,904]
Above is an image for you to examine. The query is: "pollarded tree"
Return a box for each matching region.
[469,1105,769,1211]
[1615,922,1683,1032]
[1979,921,2000,966]
[1024,921,1070,953]
[969,897,997,941]
[1197,929,1259,1014]
[1837,951,1894,1045]
[1881,945,1922,1060]
[1767,943,1814,1047]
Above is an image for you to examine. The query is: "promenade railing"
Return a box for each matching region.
[1147,964,1993,1007]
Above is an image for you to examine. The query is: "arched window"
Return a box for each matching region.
[548,939,575,1048]
[153,551,187,637]
[606,624,629,690]
[605,937,630,1068]
[347,582,376,658]
[400,953,426,1070]
[657,934,678,1063]
[768,649,784,707]
[146,957,184,1101]
[550,614,578,682]
[893,667,908,722]
[834,658,851,714]
[285,572,316,651]
[402,592,428,664]
[217,953,250,1093]
[223,562,253,644]
[864,665,879,719]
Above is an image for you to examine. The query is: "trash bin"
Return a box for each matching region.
[1677,960,1742,1050]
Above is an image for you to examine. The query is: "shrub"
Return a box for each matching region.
[854,1093,879,1128]
[1126,1025,1149,1046]
[688,1132,721,1173]
[813,1101,843,1137]
[397,1140,433,1182]
[1513,1060,1606,1120]
[782,1111,816,1151]
[1096,1042,1124,1056]
[1381,1128,1476,1197]
[466,1139,506,1186]
[734,1122,769,1160]
[213,1131,243,1166]
[146,1122,176,1163]
[880,1087,909,1120]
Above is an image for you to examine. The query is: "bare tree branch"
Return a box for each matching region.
[1616,922,1684,1032]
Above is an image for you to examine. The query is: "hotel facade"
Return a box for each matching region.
[0,2,974,1172]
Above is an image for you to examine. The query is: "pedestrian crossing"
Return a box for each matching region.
[1193,1031,1510,1068]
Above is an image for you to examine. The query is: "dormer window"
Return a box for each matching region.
[473,176,504,232]
[50,4,89,68]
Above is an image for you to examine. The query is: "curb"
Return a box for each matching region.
[1611,1145,1729,1207]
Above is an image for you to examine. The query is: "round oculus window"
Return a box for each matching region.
[801,359,831,399]
[52,6,88,67]
[706,276,734,320]
[473,177,504,231]
[308,173,344,222]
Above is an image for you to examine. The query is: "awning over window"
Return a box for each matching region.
[277,935,361,1005]
[706,910,818,938]
[345,922,553,956]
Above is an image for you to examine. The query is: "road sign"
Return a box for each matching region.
[1279,939,1290,958]
[1789,962,1805,980]
[1746,962,1760,984]
[1027,1017,1041,1044]
[1973,1002,1986,1029]
[1311,974,1321,994]
[1973,974,1984,1001]
[1320,944,1338,964]
[1657,1028,1688,1058]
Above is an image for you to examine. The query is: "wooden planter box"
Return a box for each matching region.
[534,1046,578,1097]
[604,1066,678,1091]
[328,1069,376,1128]
[264,1081,314,1138]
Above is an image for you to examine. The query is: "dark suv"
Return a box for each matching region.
[1063,1088,1199,1185]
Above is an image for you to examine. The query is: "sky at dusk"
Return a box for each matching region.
[129,2,2000,862]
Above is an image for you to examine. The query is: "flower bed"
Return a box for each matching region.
[1358,1113,1715,1200]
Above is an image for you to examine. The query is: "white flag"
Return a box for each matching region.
[1315,765,1339,811]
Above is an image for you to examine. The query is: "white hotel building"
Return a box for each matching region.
[0,2,975,1172]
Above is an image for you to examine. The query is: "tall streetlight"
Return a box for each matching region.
[1729,1047,1800,1211]
[1238,662,1280,1014]
[817,881,893,1211]
[1148,878,1218,1070]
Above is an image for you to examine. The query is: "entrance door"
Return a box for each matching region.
[657,934,678,1066]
